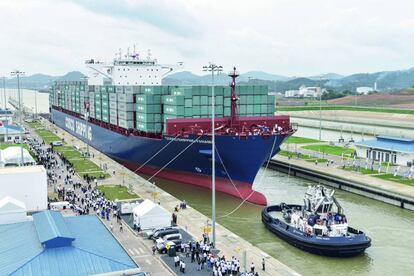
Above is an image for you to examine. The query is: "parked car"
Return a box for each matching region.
[151,228,180,242]
[157,239,183,254]
[51,141,63,146]
[147,227,177,239]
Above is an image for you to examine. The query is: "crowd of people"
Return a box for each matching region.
[27,123,264,276]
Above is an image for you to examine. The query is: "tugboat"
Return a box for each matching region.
[262,185,371,257]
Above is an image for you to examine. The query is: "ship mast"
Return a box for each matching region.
[229,67,239,128]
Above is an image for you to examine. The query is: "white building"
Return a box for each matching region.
[356,87,374,95]
[355,136,414,166]
[284,86,324,98]
[0,165,48,212]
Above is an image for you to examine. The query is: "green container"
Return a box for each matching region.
[200,86,210,96]
[247,105,254,114]
[191,86,201,96]
[267,95,275,105]
[254,105,261,114]
[192,96,200,106]
[184,99,192,108]
[142,86,163,95]
[224,107,231,116]
[192,106,200,115]
[261,105,268,113]
[200,106,208,115]
[136,95,161,104]
[163,95,184,105]
[246,95,254,104]
[200,96,208,105]
[239,96,247,105]
[184,108,193,117]
[164,105,184,115]
[239,105,247,114]
[102,109,109,115]
[268,104,276,114]
[136,113,161,123]
[102,101,109,107]
[254,95,261,105]
[136,104,162,113]
[136,122,162,133]
[224,98,231,107]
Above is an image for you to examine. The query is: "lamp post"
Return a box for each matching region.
[319,78,322,141]
[2,77,8,143]
[81,76,90,156]
[202,62,223,248]
[11,70,25,165]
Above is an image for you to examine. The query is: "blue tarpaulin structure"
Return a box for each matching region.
[0,212,138,275]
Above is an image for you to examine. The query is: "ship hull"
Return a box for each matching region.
[50,109,289,205]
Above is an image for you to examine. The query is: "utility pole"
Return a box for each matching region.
[34,89,38,119]
[202,62,223,248]
[81,76,90,156]
[319,77,322,141]
[2,77,8,143]
[11,70,25,165]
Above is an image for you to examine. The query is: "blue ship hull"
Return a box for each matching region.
[51,109,290,204]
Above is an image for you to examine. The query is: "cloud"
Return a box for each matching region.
[1,0,414,77]
[69,0,202,38]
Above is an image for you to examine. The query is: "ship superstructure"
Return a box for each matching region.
[49,49,296,205]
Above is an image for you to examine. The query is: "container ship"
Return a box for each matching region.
[49,49,296,205]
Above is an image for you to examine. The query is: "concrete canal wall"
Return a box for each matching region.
[269,159,414,211]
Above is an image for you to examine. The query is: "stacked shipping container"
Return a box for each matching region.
[51,83,276,134]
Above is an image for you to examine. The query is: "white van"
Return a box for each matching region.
[50,201,70,211]
[51,141,63,146]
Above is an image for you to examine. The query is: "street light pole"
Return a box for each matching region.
[319,78,322,141]
[81,76,90,156]
[11,70,25,165]
[2,77,8,143]
[202,62,223,248]
[34,89,38,119]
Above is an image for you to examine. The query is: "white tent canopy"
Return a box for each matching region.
[0,196,28,225]
[132,199,171,230]
[0,147,36,167]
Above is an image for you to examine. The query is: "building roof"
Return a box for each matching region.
[0,196,26,213]
[355,135,414,153]
[0,146,36,166]
[32,211,75,248]
[0,213,137,275]
[0,124,24,135]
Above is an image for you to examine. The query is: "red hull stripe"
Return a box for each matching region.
[121,160,267,205]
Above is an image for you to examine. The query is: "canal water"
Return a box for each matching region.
[154,169,414,276]
[10,89,414,275]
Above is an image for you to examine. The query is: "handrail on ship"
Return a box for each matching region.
[52,105,296,139]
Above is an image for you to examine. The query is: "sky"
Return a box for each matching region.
[1,0,414,77]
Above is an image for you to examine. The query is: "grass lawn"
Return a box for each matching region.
[285,136,320,144]
[374,174,414,186]
[27,121,44,129]
[97,185,140,201]
[54,146,109,178]
[302,144,355,157]
[278,150,328,163]
[35,129,61,144]
[342,166,381,175]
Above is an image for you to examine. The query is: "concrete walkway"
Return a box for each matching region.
[39,118,299,276]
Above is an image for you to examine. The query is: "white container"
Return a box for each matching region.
[117,102,135,112]
[117,93,134,102]
[118,110,134,120]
